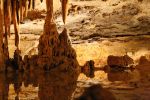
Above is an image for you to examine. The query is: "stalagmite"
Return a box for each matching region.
[0,0,5,71]
[36,0,80,74]
[62,0,69,24]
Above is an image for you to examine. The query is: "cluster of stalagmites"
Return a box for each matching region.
[37,23,79,72]
[8,23,80,75]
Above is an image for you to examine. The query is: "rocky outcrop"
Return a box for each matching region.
[37,24,80,73]
[106,55,135,72]
[107,55,134,67]
[81,60,95,78]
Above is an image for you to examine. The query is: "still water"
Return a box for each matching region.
[0,68,141,100]
[0,71,78,100]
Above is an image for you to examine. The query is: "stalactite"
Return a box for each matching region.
[0,0,5,71]
[4,0,11,37]
[62,0,69,24]
[19,0,23,23]
[24,0,28,18]
[32,0,35,9]
[28,0,32,10]
[45,0,54,23]
[40,0,43,3]
[1,0,73,72]
[3,0,11,60]
[16,0,20,24]
[12,0,20,49]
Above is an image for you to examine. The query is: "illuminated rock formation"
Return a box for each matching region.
[37,0,80,72]
[107,55,134,68]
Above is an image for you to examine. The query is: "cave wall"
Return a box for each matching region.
[35,0,61,12]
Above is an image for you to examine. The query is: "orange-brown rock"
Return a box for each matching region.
[107,55,134,67]
[38,26,80,73]
[81,60,95,78]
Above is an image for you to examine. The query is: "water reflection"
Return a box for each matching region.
[0,71,78,100]
[106,70,140,82]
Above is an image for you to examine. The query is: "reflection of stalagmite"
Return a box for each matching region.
[0,74,9,100]
[76,84,116,100]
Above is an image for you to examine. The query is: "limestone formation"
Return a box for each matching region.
[0,0,71,72]
[81,60,95,78]
[38,25,80,73]
[1,0,44,62]
[106,55,135,72]
[21,0,80,76]
[37,0,79,71]
[107,55,134,68]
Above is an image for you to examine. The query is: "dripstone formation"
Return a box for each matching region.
[22,24,80,81]
[37,24,79,72]
[22,0,80,74]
